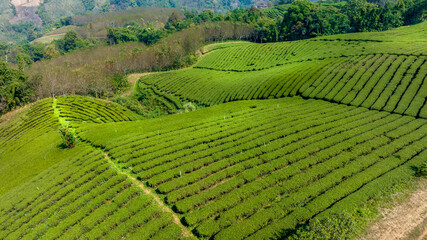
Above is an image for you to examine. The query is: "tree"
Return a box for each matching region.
[166,11,181,30]
[0,61,31,114]
[280,0,319,40]
[55,29,90,52]
[82,0,95,11]
[27,29,37,42]
[59,127,76,149]
[63,30,79,52]
[16,52,33,67]
[101,1,111,12]
[403,0,427,24]
[416,160,427,176]
[343,0,369,31]
[44,45,60,60]
[106,26,138,44]
[379,1,403,30]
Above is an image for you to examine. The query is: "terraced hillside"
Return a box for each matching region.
[0,96,191,239]
[1,96,426,239]
[0,23,426,240]
[79,97,426,239]
[0,96,140,194]
[139,22,427,118]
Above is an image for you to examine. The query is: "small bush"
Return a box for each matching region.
[111,74,129,94]
[59,127,76,149]
[416,161,427,176]
[288,212,360,240]
[183,102,196,112]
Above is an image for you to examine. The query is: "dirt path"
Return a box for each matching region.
[121,73,153,97]
[103,153,195,238]
[362,179,427,240]
[53,101,194,238]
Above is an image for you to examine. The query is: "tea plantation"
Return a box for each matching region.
[139,22,427,118]
[78,97,426,239]
[0,22,426,239]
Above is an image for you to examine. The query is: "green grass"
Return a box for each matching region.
[138,23,427,118]
[31,33,65,44]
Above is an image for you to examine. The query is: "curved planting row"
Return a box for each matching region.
[195,37,426,72]
[0,98,59,152]
[301,55,427,118]
[56,95,141,125]
[141,54,427,118]
[136,82,184,114]
[80,97,426,239]
[0,146,185,240]
[263,5,289,18]
[319,21,427,42]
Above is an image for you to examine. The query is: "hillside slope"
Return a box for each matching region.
[0,94,425,239]
[0,96,192,239]
[139,22,427,118]
[0,96,140,195]
[80,97,427,239]
[0,22,426,240]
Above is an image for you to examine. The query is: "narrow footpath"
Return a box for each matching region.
[102,152,195,238]
[52,99,196,239]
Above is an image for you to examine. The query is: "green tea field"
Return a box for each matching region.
[0,22,426,240]
[139,22,427,118]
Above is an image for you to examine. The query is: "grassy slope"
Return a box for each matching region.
[0,99,60,195]
[138,22,427,118]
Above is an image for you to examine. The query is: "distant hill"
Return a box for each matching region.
[0,0,253,43]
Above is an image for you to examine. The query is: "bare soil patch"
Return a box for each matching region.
[121,73,154,97]
[362,179,427,240]
[10,0,44,27]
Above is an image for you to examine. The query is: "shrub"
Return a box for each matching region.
[59,127,77,149]
[416,160,427,177]
[287,212,360,240]
[183,102,196,112]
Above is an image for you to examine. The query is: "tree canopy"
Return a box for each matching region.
[0,62,31,114]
